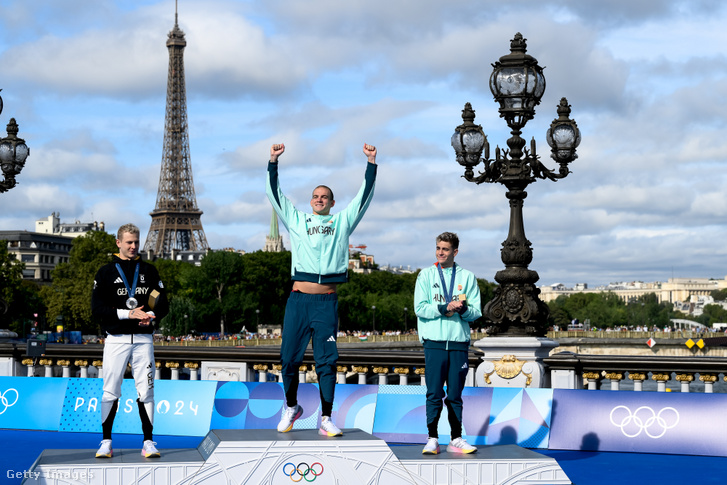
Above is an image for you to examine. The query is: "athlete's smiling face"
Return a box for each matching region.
[117,232,140,260]
[310,186,335,215]
[435,241,458,268]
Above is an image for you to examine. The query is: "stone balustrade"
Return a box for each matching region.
[545,352,727,392]
[3,342,727,392]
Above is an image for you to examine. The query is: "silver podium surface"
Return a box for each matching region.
[24,429,571,485]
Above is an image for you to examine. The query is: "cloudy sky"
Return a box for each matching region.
[2,0,727,288]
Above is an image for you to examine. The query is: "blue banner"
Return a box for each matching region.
[480,387,553,448]
[331,384,378,434]
[210,382,326,431]
[550,389,727,457]
[373,385,427,443]
[372,386,554,447]
[57,378,216,436]
[0,376,67,431]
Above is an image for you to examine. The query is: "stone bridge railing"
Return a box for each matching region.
[3,341,727,393]
[545,351,727,393]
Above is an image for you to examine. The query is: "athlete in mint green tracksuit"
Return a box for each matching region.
[266,142,377,436]
[415,232,481,454]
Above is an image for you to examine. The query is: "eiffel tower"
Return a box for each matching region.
[144,3,209,257]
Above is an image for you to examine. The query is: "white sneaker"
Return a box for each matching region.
[422,437,439,455]
[95,439,113,458]
[318,416,342,437]
[446,437,477,454]
[141,440,160,458]
[277,404,303,432]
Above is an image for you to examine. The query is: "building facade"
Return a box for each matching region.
[1,231,74,283]
[35,212,105,238]
[540,277,727,305]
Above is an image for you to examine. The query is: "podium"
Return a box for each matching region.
[25,429,571,484]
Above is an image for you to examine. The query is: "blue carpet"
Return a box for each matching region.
[539,449,727,485]
[3,429,727,484]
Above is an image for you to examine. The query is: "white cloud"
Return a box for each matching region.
[2,0,727,287]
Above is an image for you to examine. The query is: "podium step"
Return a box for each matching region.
[26,429,571,484]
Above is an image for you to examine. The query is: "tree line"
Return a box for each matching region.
[2,231,498,336]
[546,290,727,329]
[3,231,721,336]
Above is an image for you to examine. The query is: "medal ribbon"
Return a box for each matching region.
[116,263,140,302]
[436,262,457,304]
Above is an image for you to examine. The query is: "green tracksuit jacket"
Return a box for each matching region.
[266,161,377,284]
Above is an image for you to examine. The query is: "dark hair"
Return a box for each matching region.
[313,185,334,200]
[436,232,459,250]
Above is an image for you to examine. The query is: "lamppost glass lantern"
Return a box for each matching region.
[451,103,488,171]
[489,33,545,130]
[0,118,30,193]
[0,89,31,193]
[546,97,581,164]
[0,119,30,172]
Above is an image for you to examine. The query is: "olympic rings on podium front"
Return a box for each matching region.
[282,461,324,482]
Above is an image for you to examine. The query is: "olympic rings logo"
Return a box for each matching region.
[0,388,19,415]
[281,462,324,482]
[609,405,679,439]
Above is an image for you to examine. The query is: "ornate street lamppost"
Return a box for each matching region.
[0,90,31,193]
[452,33,581,338]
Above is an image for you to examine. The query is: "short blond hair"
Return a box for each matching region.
[117,223,140,240]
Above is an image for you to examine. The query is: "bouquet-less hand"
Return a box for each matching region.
[270,143,285,162]
[129,305,154,326]
[363,144,377,163]
[445,300,464,317]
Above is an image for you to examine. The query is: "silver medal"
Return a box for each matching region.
[126,297,139,309]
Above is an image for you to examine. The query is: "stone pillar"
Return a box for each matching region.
[605,372,623,391]
[76,360,89,378]
[651,373,670,392]
[550,369,582,389]
[40,358,53,377]
[474,337,558,388]
[583,371,600,390]
[336,366,348,385]
[353,366,368,385]
[700,374,717,393]
[155,361,162,380]
[374,367,389,386]
[676,373,693,393]
[415,367,426,387]
[93,360,103,379]
[465,367,475,387]
[167,361,180,380]
[185,362,199,380]
[299,365,308,384]
[273,364,283,383]
[254,364,269,382]
[628,372,646,391]
[22,358,34,377]
[58,360,71,378]
[394,367,409,386]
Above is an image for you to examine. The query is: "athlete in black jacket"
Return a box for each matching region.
[91,223,169,458]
